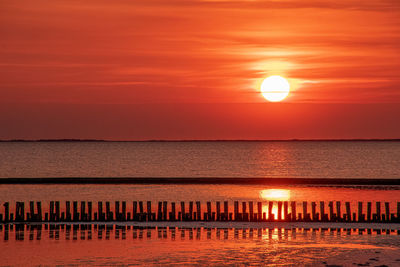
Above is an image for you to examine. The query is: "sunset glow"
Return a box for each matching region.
[260,76,290,102]
[260,189,291,201]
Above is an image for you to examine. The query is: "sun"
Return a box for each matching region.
[260,75,290,102]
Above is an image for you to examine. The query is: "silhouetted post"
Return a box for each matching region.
[106,201,111,221]
[180,202,185,221]
[29,202,35,222]
[320,201,326,221]
[277,201,282,221]
[358,202,364,222]
[162,201,168,221]
[336,201,341,221]
[328,202,334,221]
[55,201,60,221]
[88,202,92,221]
[376,202,381,222]
[397,202,400,222]
[196,201,201,221]
[115,201,120,220]
[291,201,296,221]
[73,201,78,221]
[242,202,248,221]
[303,202,308,222]
[37,202,42,222]
[249,201,254,221]
[98,202,103,221]
[234,201,239,221]
[311,202,316,221]
[268,201,274,221]
[157,202,162,221]
[367,202,372,222]
[146,201,151,221]
[385,202,390,222]
[257,202,262,221]
[80,201,86,221]
[171,202,176,221]
[224,201,229,221]
[207,202,212,221]
[345,202,351,222]
[139,201,144,220]
[50,201,54,221]
[216,202,221,221]
[284,201,288,221]
[189,201,193,221]
[133,201,138,221]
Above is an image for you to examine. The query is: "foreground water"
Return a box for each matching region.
[1,141,400,178]
[1,225,400,266]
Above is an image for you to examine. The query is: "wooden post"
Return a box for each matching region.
[73,201,78,221]
[397,202,400,222]
[291,201,296,221]
[115,201,120,221]
[196,201,201,221]
[29,201,35,222]
[216,202,221,221]
[328,201,334,221]
[358,202,363,222]
[367,202,372,222]
[242,202,248,221]
[224,201,229,221]
[55,201,60,221]
[189,201,193,221]
[319,201,325,221]
[257,202,262,221]
[181,202,185,221]
[88,202,92,221]
[303,201,308,221]
[336,201,341,221]
[133,201,138,221]
[98,202,103,221]
[80,201,86,221]
[385,202,390,222]
[234,201,239,221]
[37,202,42,222]
[106,201,111,221]
[268,201,274,221]
[249,201,254,221]
[171,202,176,221]
[311,202,316,221]
[146,201,151,221]
[50,201,54,221]
[277,201,282,221]
[376,202,381,222]
[157,202,162,221]
[162,201,167,221]
[284,201,288,222]
[345,202,351,222]
[207,202,212,221]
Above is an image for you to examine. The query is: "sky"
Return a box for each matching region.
[1,0,400,140]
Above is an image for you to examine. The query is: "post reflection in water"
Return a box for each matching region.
[0,224,398,242]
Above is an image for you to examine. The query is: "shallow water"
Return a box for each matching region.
[1,225,399,266]
[1,141,400,178]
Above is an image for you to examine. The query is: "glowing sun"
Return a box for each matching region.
[260,75,290,102]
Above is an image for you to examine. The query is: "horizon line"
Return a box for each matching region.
[0,138,400,142]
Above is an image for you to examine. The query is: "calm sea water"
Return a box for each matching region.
[0,141,400,178]
[1,226,400,266]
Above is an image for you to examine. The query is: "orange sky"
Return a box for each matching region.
[1,0,400,140]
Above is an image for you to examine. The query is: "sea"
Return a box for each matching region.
[0,141,400,266]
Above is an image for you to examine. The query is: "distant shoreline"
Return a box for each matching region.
[1,177,399,185]
[0,139,400,142]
